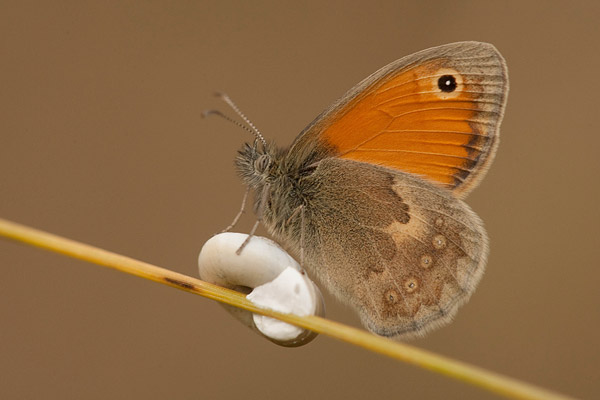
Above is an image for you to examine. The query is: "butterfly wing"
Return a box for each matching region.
[289,41,508,198]
[296,158,487,338]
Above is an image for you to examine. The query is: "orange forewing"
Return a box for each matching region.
[321,60,492,191]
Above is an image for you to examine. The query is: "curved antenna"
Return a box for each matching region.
[202,109,259,139]
[212,92,267,148]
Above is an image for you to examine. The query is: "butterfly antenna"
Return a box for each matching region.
[201,109,260,139]
[214,92,267,148]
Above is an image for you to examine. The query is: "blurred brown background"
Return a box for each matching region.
[1,2,598,399]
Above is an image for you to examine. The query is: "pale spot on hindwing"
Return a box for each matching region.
[403,277,419,293]
[385,288,400,304]
[420,254,433,269]
[433,234,447,249]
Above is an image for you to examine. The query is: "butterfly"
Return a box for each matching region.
[231,42,508,338]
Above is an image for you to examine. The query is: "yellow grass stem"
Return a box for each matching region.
[0,218,575,400]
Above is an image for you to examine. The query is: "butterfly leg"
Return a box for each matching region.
[221,186,250,233]
[235,183,270,255]
[236,219,260,255]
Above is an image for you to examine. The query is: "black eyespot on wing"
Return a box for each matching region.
[438,75,457,92]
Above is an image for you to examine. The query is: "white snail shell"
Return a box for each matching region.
[198,232,325,347]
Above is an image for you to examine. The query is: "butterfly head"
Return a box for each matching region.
[235,141,281,190]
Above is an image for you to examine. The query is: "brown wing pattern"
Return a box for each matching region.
[298,158,487,338]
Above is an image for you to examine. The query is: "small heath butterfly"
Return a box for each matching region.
[231,42,508,338]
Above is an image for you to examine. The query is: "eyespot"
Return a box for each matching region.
[420,254,433,269]
[404,278,419,293]
[432,68,462,99]
[384,288,400,304]
[438,75,457,92]
[433,234,447,249]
